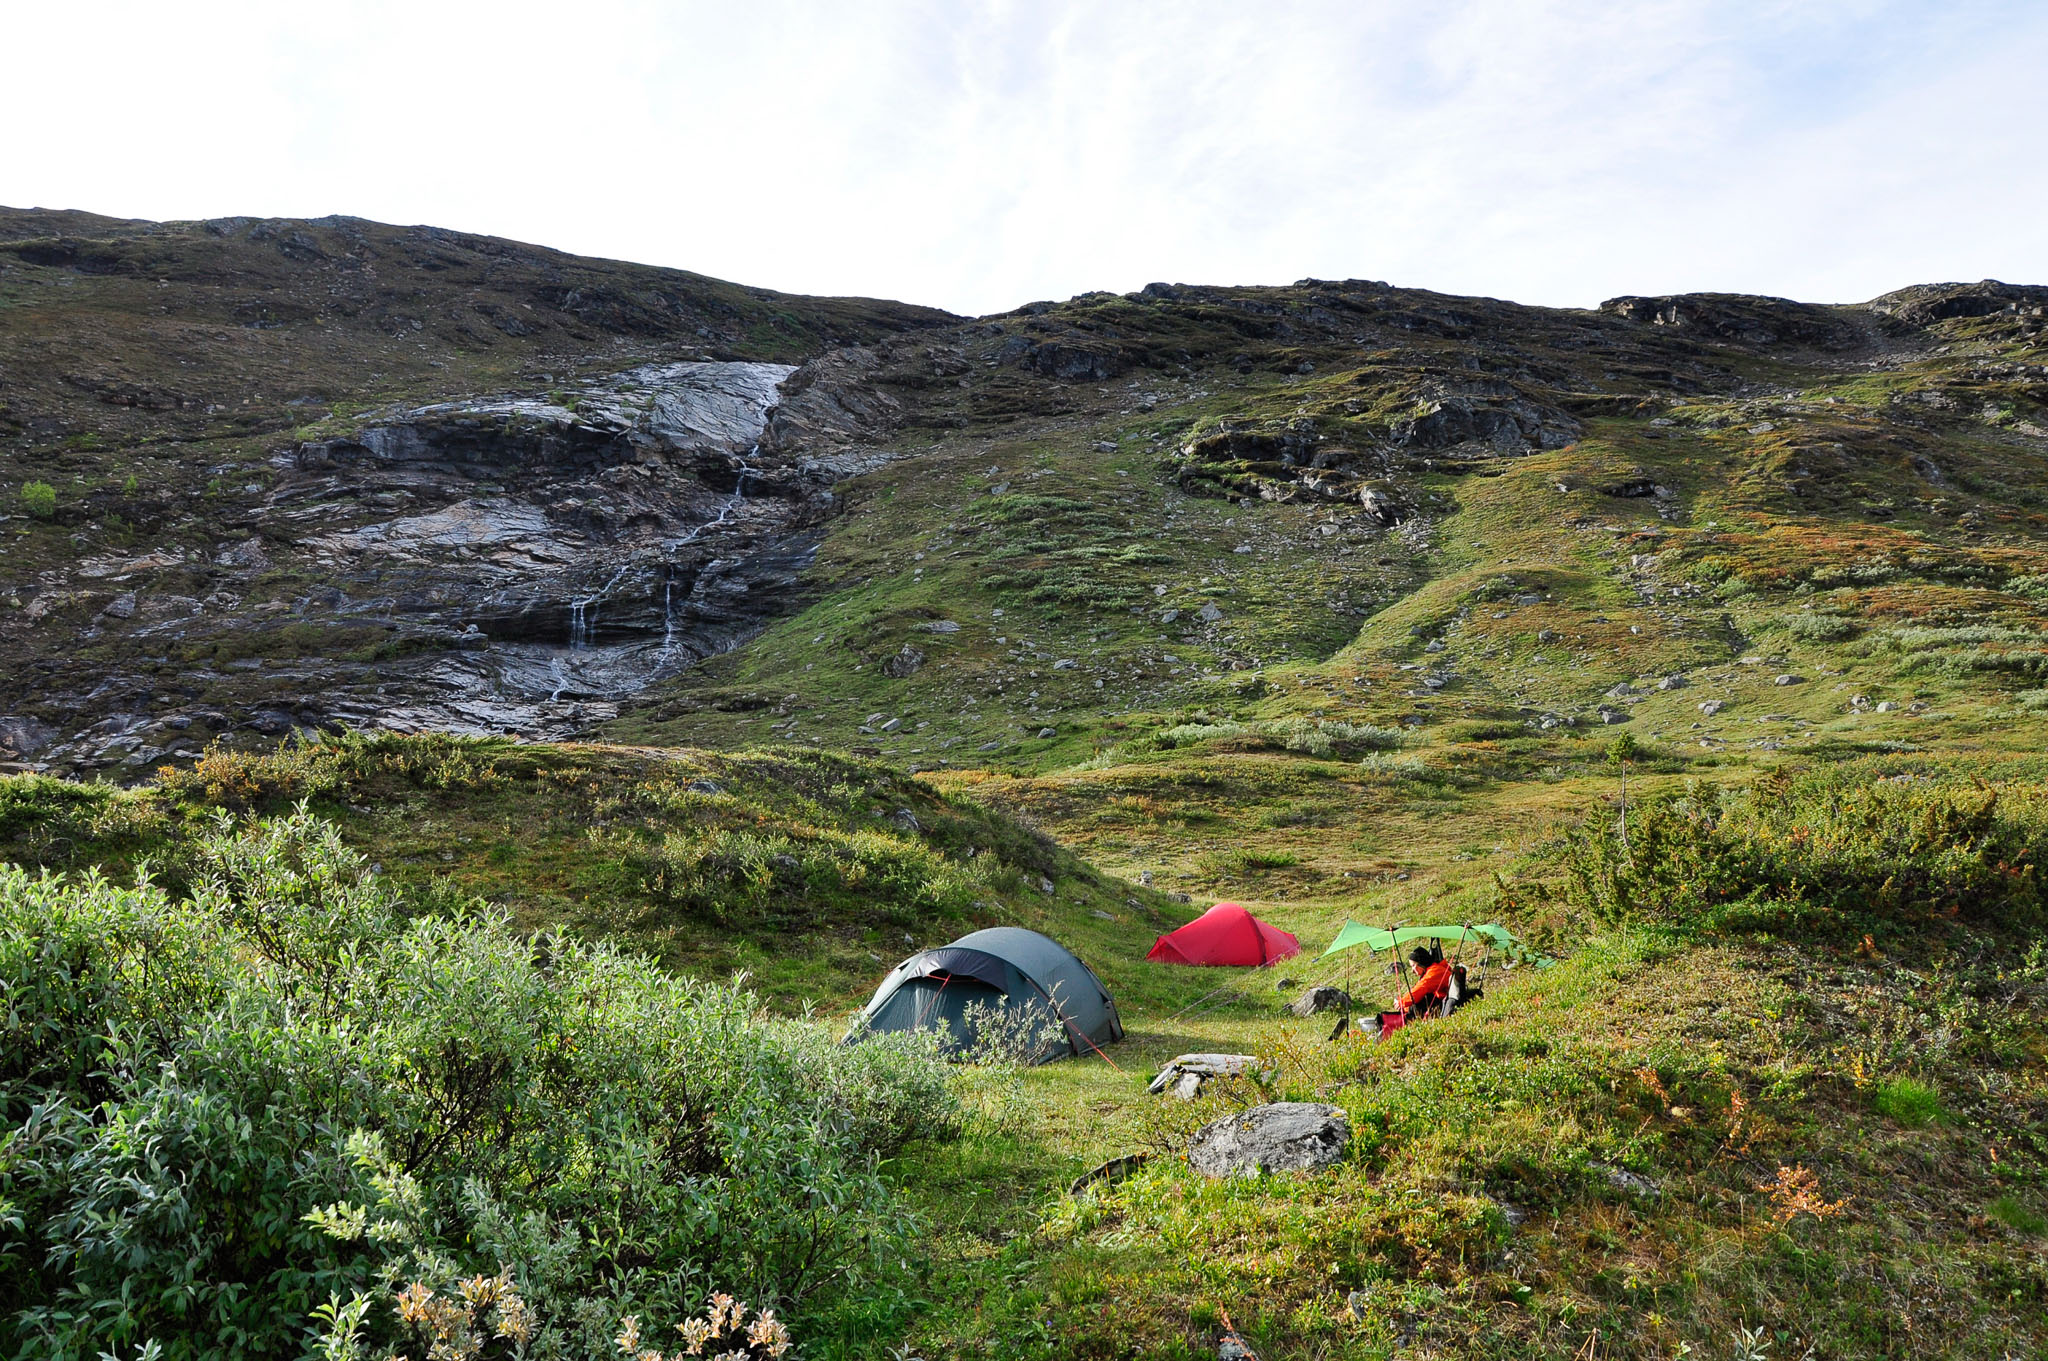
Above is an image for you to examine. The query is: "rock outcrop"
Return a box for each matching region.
[12,361,866,769]
[1188,1102,1350,1177]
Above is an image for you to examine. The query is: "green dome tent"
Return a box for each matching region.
[845,926,1123,1064]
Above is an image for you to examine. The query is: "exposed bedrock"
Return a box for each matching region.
[14,361,877,770]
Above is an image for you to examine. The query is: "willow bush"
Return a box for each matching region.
[1547,763,2045,936]
[0,807,954,1361]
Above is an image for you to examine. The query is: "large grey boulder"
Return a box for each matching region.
[1188,1102,1349,1178]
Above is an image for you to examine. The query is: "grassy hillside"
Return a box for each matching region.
[4,219,2046,1357]
[6,740,2044,1359]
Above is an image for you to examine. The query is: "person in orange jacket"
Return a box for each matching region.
[1398,945,1454,1018]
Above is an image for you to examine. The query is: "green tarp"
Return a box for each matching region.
[1319,921,1540,961]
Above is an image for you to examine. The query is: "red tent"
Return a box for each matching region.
[1146,902,1301,967]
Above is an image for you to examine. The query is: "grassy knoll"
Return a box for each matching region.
[6,736,2045,1359]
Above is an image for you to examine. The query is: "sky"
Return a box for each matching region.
[5,0,2044,317]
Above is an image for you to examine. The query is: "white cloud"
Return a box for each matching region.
[3,0,2042,314]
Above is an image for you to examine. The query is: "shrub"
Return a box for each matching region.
[1196,846,1299,876]
[1543,764,2047,936]
[19,480,55,520]
[1779,611,1859,642]
[616,821,986,929]
[0,806,953,1360]
[1158,720,1251,747]
[1157,719,1403,758]
[1871,1076,1943,1127]
[1359,752,1429,781]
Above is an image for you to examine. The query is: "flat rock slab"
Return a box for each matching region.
[1189,1101,1349,1177]
[1148,1052,1263,1099]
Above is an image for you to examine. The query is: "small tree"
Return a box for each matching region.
[1607,732,1639,859]
[21,480,56,520]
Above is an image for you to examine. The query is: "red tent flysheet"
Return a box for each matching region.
[1146,902,1301,967]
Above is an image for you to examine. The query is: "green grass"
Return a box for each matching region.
[1987,1195,2048,1237]
[8,735,2045,1358]
[8,229,2048,1357]
[1872,1076,1945,1128]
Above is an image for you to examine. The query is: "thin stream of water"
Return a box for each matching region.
[553,449,759,703]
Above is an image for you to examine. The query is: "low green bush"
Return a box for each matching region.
[1542,762,2047,936]
[1157,718,1403,758]
[19,480,55,520]
[614,820,988,928]
[1196,845,1299,876]
[1778,611,1860,642]
[0,806,954,1361]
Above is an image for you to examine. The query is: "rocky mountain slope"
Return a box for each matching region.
[0,208,951,766]
[4,207,2046,1361]
[3,206,2045,811]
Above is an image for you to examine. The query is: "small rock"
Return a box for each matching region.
[978,739,1002,751]
[1038,876,1056,895]
[1875,700,1897,712]
[99,592,138,620]
[882,646,927,678]
[1273,976,1300,991]
[1198,602,1223,623]
[1138,870,1154,885]
[1160,609,1180,624]
[1287,985,1350,1017]
[688,778,723,794]
[1697,700,1724,716]
[1658,674,1689,690]
[1537,629,1558,643]
[917,620,962,633]
[1052,658,1077,670]
[1232,544,1253,554]
[1597,706,1630,724]
[1774,674,1803,686]
[890,808,921,832]
[1189,1102,1349,1178]
[880,717,903,732]
[1091,909,1116,921]
[1599,1164,1660,1198]
[1038,726,1057,739]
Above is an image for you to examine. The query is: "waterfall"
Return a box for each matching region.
[661,570,677,654]
[566,563,632,652]
[675,446,756,547]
